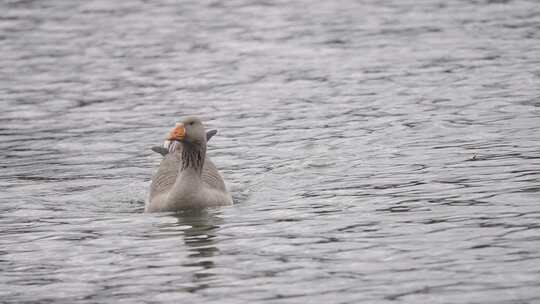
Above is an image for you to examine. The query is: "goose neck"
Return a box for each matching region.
[180,141,206,175]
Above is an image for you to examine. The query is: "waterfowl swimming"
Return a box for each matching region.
[145,117,232,212]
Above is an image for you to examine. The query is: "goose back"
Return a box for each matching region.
[148,144,227,203]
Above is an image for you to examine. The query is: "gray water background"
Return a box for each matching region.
[1,0,540,303]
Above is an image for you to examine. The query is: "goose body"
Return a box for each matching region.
[145,118,232,212]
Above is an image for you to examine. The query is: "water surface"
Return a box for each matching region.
[1,0,540,303]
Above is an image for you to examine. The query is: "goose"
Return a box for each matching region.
[145,117,232,212]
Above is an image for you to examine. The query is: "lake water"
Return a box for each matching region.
[1,0,539,303]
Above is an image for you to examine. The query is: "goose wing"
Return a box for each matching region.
[201,157,227,191]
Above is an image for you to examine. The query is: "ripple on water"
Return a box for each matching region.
[1,0,540,303]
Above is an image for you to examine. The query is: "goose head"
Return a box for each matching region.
[167,116,207,146]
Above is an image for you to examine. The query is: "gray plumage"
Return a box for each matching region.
[146,119,231,211]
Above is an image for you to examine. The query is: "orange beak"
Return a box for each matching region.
[166,123,185,141]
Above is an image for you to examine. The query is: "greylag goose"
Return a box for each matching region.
[145,117,232,212]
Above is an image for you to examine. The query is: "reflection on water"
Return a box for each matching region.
[1,0,540,303]
[162,210,223,293]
